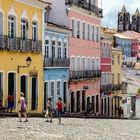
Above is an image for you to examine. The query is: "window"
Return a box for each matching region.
[96,59,100,70]
[117,73,120,84]
[32,21,38,41]
[96,80,99,89]
[92,58,95,70]
[112,74,114,85]
[96,27,99,42]
[0,72,3,101]
[108,47,111,57]
[87,24,90,40]
[118,55,120,65]
[45,40,49,58]
[0,12,3,35]
[63,42,67,59]
[57,81,61,95]
[51,81,55,97]
[58,42,61,58]
[52,40,55,58]
[101,73,104,84]
[21,19,28,39]
[70,57,75,71]
[87,58,90,70]
[77,21,80,38]
[112,55,114,65]
[71,19,74,37]
[77,57,80,71]
[101,47,104,57]
[8,16,16,38]
[83,22,85,39]
[82,58,86,71]
[92,25,94,41]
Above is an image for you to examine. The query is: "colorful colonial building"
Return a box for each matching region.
[46,0,103,114]
[43,22,70,110]
[0,0,50,113]
[111,48,122,117]
[100,38,112,116]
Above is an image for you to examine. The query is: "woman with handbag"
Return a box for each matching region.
[18,92,28,122]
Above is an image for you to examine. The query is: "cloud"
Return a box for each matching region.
[99,0,140,28]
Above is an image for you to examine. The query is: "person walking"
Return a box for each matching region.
[56,97,65,125]
[18,92,28,122]
[45,98,53,123]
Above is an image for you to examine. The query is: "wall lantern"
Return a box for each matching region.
[17,57,32,73]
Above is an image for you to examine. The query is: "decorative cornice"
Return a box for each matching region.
[8,6,17,17]
[21,9,28,19]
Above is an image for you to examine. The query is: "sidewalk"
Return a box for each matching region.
[1,112,138,119]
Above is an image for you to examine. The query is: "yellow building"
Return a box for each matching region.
[0,0,50,113]
[111,48,122,116]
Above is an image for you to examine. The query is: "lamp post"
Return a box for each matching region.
[17,56,32,73]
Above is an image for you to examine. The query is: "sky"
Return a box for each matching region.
[98,0,140,28]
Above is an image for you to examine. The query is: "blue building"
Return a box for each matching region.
[43,22,70,110]
[115,34,132,62]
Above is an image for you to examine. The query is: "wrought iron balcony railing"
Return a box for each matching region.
[0,35,42,53]
[101,84,112,92]
[44,57,70,67]
[112,84,122,91]
[70,70,101,80]
[65,0,103,18]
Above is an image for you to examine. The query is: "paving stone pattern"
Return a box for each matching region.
[0,118,140,140]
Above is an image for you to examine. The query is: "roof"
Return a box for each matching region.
[115,31,140,40]
[135,8,140,16]
[120,5,127,14]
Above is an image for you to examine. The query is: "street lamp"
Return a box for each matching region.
[17,56,32,73]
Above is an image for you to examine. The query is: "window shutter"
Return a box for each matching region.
[80,21,83,39]
[85,23,87,40]
[94,26,97,41]
[90,24,92,40]
[74,19,77,38]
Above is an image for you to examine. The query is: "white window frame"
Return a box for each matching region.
[50,81,55,97]
[8,16,16,38]
[57,80,61,96]
[21,18,28,39]
[32,21,38,41]
[44,39,49,58]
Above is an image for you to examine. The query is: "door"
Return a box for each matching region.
[108,97,110,116]
[76,91,80,112]
[92,96,95,114]
[0,72,3,102]
[0,12,3,35]
[20,76,28,104]
[82,90,85,111]
[44,82,48,110]
[31,77,38,110]
[71,92,75,113]
[96,95,99,113]
[87,97,90,111]
[8,73,16,107]
[63,82,67,104]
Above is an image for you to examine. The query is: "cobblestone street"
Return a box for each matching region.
[0,117,140,140]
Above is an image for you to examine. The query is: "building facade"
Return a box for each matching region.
[111,48,122,117]
[100,39,112,116]
[47,0,103,114]
[0,0,50,113]
[43,23,70,110]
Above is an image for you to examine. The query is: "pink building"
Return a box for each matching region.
[100,39,112,116]
[67,0,103,114]
[46,0,103,114]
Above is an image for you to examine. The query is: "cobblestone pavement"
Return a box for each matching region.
[0,117,140,140]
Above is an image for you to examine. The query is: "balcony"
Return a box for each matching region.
[44,57,70,67]
[65,0,103,18]
[70,70,101,80]
[101,84,112,92]
[0,35,42,53]
[112,84,122,91]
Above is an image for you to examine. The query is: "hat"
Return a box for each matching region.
[20,92,24,96]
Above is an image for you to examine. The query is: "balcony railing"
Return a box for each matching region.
[0,35,42,53]
[101,84,112,92]
[112,84,122,91]
[65,0,103,18]
[44,57,70,67]
[101,84,122,92]
[70,70,101,80]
